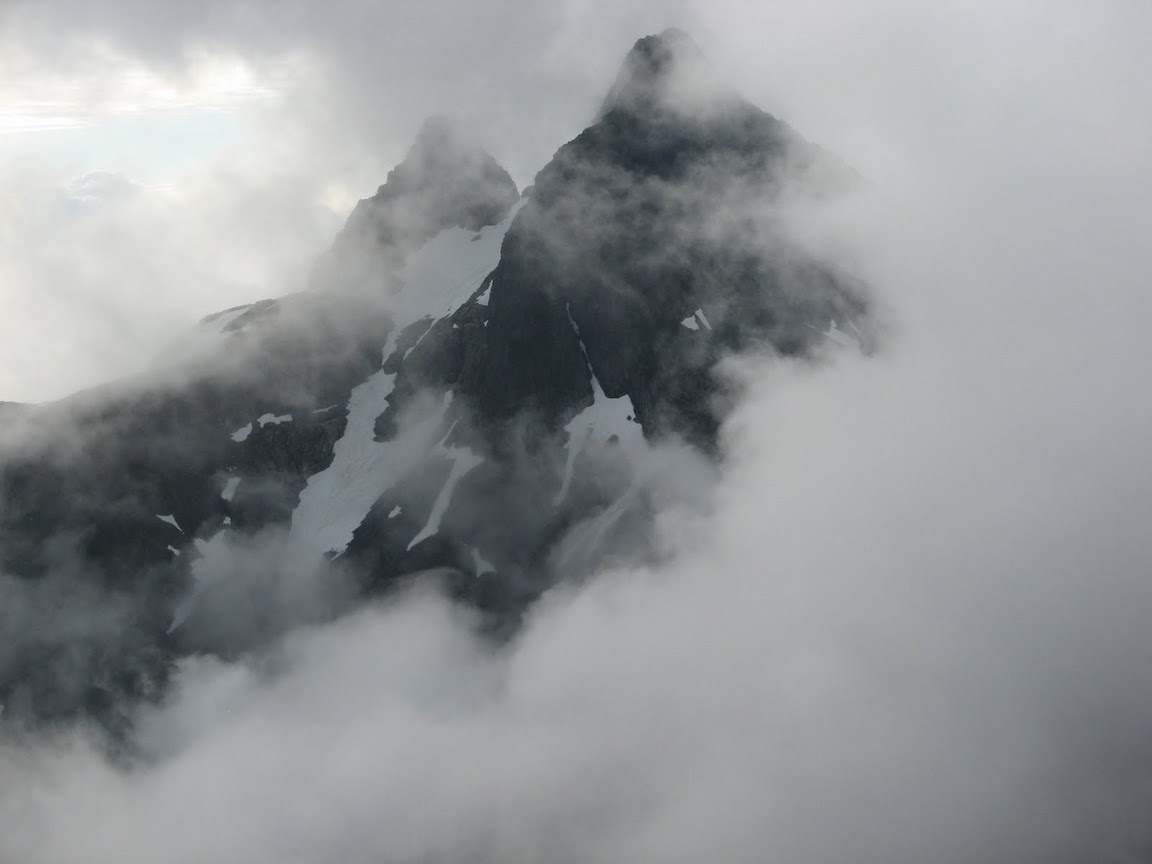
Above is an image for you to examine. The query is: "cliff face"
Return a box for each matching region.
[469,31,865,447]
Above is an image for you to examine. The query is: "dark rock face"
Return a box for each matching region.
[599,28,711,117]
[0,295,393,733]
[468,30,866,448]
[0,31,870,732]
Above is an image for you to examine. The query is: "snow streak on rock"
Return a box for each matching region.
[554,305,646,506]
[221,477,240,502]
[408,425,483,550]
[156,514,183,532]
[290,204,521,556]
[470,546,496,576]
[289,352,448,556]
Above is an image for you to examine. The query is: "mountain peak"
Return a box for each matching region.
[318,117,519,286]
[406,114,474,172]
[1,31,869,734]
[633,28,703,64]
[415,113,455,143]
[600,29,715,116]
[384,115,517,212]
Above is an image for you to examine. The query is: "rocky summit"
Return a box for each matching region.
[0,30,870,734]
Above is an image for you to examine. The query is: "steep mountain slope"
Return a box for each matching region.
[0,30,869,732]
[467,29,866,446]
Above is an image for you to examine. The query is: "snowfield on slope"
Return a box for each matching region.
[289,204,522,556]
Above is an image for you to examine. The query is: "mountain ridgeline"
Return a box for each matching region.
[0,30,870,733]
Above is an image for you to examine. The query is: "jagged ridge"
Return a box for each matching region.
[0,31,870,733]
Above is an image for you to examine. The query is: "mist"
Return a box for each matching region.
[3,1,1152,862]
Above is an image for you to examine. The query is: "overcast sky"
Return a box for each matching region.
[2,2,1152,862]
[3,0,1146,402]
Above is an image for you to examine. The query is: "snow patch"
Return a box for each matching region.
[290,203,522,556]
[388,506,402,519]
[694,308,712,330]
[470,547,496,576]
[231,413,291,443]
[681,315,700,331]
[221,477,240,502]
[408,431,483,550]
[402,319,439,362]
[291,374,453,555]
[156,514,183,533]
[167,545,181,557]
[475,284,491,306]
[395,202,522,325]
[554,306,646,506]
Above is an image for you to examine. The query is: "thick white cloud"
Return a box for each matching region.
[0,156,342,401]
[4,172,1152,855]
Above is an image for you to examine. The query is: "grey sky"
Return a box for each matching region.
[2,0,1145,402]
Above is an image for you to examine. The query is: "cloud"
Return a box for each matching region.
[2,1,1152,862]
[4,237,1152,860]
[7,0,1149,403]
[0,149,345,402]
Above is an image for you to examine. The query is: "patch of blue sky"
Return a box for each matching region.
[0,107,247,182]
